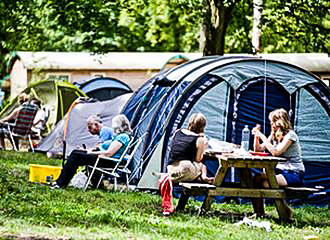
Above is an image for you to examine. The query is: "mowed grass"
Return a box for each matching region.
[0,151,329,240]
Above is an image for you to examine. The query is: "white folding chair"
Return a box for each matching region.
[116,136,143,189]
[84,137,134,191]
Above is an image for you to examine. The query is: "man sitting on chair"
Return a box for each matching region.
[51,114,131,189]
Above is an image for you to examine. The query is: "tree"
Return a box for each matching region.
[119,0,253,55]
[201,0,240,55]
[1,0,329,60]
[118,0,203,52]
[261,0,330,53]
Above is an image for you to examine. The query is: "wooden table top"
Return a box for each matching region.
[219,153,287,162]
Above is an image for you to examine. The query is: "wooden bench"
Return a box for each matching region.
[176,182,322,212]
[284,186,322,199]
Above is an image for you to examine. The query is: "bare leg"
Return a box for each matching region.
[254,173,269,187]
[276,174,288,187]
[152,172,167,178]
[0,135,5,150]
[262,174,288,188]
[200,164,214,184]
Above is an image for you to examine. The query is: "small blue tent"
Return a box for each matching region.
[122,56,330,204]
[75,77,132,101]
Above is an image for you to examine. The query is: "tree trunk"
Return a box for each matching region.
[252,0,263,53]
[0,46,10,80]
[201,0,238,56]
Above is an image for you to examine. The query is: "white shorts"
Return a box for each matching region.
[167,160,203,183]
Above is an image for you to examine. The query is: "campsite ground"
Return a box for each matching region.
[0,151,329,240]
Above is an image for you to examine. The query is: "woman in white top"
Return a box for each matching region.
[252,108,305,187]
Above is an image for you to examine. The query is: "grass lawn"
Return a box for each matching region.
[0,151,329,240]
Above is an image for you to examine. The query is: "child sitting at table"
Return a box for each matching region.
[252,108,305,187]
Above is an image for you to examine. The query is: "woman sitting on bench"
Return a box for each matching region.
[167,113,214,184]
[252,108,305,187]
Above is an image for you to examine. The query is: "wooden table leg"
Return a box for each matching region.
[201,164,228,212]
[265,166,292,222]
[240,168,265,216]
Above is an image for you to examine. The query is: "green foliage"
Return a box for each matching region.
[119,0,203,52]
[225,0,253,53]
[261,0,330,53]
[0,151,330,239]
[0,0,328,77]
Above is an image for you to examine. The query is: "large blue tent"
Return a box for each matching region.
[122,56,330,204]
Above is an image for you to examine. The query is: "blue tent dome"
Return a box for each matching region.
[76,77,132,101]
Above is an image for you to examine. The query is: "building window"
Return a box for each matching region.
[47,73,70,82]
[321,75,330,87]
[91,72,106,78]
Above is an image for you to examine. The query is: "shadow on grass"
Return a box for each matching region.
[175,204,330,228]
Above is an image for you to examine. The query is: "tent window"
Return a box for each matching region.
[47,73,70,82]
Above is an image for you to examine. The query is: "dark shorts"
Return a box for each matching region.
[275,168,304,186]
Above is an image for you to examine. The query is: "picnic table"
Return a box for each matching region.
[176,152,304,222]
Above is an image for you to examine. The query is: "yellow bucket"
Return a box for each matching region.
[29,164,62,184]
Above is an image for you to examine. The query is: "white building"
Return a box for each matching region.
[4,51,330,99]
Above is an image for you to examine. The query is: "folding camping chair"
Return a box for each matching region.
[0,103,38,151]
[84,135,143,191]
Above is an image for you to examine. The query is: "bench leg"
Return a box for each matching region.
[201,194,213,212]
[176,191,190,212]
[274,199,292,222]
[252,198,265,217]
[239,168,265,217]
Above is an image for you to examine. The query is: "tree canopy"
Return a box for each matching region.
[261,0,329,53]
[0,0,329,61]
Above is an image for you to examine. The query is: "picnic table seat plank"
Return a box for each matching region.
[179,183,287,198]
[179,182,216,189]
[284,187,321,198]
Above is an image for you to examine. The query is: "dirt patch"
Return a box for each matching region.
[1,235,67,240]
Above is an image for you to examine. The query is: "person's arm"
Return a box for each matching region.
[0,108,20,122]
[195,136,207,163]
[253,134,272,152]
[252,125,266,152]
[254,130,292,156]
[254,134,264,152]
[88,140,123,157]
[33,119,44,127]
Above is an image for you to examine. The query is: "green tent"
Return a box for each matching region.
[0,80,86,133]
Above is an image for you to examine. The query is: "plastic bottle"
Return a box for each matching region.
[241,125,250,151]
